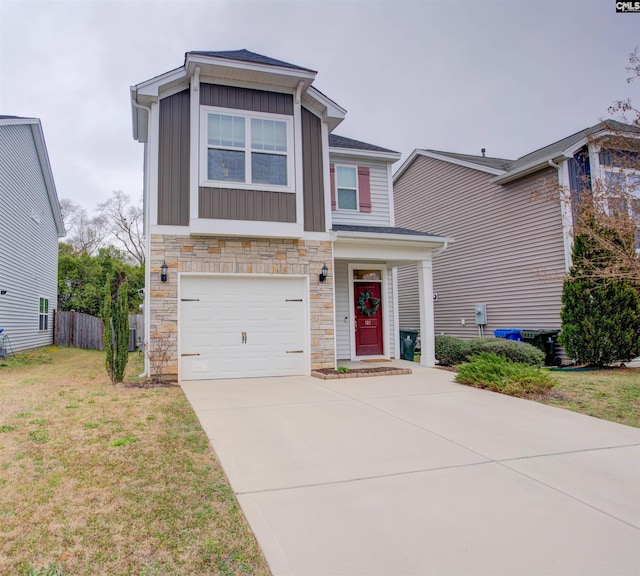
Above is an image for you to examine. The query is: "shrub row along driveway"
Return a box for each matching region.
[182,365,640,576]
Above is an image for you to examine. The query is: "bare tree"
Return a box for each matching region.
[609,47,640,128]
[69,209,108,255]
[558,49,640,282]
[58,197,79,231]
[97,191,145,266]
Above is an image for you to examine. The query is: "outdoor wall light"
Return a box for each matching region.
[319,264,329,283]
[160,261,168,283]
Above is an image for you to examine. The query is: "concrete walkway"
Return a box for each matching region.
[182,364,640,576]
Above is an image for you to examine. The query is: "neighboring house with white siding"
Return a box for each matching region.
[0,116,65,353]
[393,120,639,347]
[131,50,450,381]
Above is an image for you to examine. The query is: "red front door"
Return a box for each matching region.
[354,282,383,356]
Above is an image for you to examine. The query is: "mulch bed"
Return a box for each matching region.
[311,366,412,380]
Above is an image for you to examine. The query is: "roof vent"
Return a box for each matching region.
[481,148,486,157]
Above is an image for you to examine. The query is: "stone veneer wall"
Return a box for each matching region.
[149,234,335,376]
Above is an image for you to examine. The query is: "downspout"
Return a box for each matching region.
[432,241,449,258]
[548,159,560,170]
[295,80,304,105]
[132,96,152,377]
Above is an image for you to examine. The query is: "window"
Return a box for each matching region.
[39,297,49,331]
[201,107,293,190]
[603,169,640,217]
[336,165,358,210]
[353,269,382,281]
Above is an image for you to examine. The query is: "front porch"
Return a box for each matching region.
[330,225,452,367]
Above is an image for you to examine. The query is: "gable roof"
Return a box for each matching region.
[133,49,346,140]
[493,119,640,184]
[329,134,398,154]
[505,119,639,173]
[0,116,65,237]
[422,150,512,172]
[188,49,315,73]
[393,149,511,182]
[394,119,640,186]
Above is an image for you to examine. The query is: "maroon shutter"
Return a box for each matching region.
[330,163,336,210]
[358,166,371,212]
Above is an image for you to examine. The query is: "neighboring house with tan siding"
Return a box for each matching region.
[393,120,639,352]
[0,116,65,353]
[131,50,450,380]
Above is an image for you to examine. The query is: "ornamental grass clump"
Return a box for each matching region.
[455,352,554,398]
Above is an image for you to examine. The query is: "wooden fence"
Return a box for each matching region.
[54,311,144,351]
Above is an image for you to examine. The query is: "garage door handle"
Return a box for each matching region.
[181,353,200,357]
[181,298,200,302]
[286,350,304,354]
[285,299,303,302]
[242,331,247,344]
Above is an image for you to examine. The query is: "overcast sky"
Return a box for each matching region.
[0,0,638,213]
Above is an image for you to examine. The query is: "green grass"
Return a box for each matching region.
[0,347,270,575]
[540,367,640,428]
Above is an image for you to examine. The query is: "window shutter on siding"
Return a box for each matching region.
[358,166,371,213]
[330,163,336,210]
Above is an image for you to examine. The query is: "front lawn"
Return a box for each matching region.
[0,347,270,575]
[539,366,640,428]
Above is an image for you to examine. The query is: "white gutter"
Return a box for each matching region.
[492,153,569,185]
[332,229,453,247]
[330,147,401,162]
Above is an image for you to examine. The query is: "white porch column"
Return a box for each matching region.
[417,257,435,367]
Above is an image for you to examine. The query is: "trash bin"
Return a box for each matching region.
[399,329,419,361]
[128,329,137,353]
[521,329,561,366]
[493,328,524,342]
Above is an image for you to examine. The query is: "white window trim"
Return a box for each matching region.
[199,105,295,193]
[335,164,359,211]
[39,297,49,332]
[598,160,640,217]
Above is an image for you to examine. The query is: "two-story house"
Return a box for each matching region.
[393,120,639,348]
[131,50,450,380]
[0,116,65,353]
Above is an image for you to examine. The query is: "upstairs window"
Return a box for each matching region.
[201,107,293,191]
[330,163,372,212]
[336,165,358,210]
[39,297,49,331]
[206,113,246,182]
[603,169,640,217]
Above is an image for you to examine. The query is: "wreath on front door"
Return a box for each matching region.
[357,290,381,317]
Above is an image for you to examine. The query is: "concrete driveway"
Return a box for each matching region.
[181,364,640,576]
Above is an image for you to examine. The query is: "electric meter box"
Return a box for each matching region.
[474,304,487,325]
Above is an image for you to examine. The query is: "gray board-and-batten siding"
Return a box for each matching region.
[394,155,566,339]
[157,84,325,231]
[0,123,59,352]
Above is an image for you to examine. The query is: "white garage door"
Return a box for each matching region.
[180,275,307,380]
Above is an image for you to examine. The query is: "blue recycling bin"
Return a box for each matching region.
[493,328,524,342]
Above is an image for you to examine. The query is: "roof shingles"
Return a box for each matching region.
[188,49,315,73]
[332,224,445,238]
[422,120,640,177]
[329,134,398,154]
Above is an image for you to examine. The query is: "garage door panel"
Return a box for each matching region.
[180,276,307,380]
